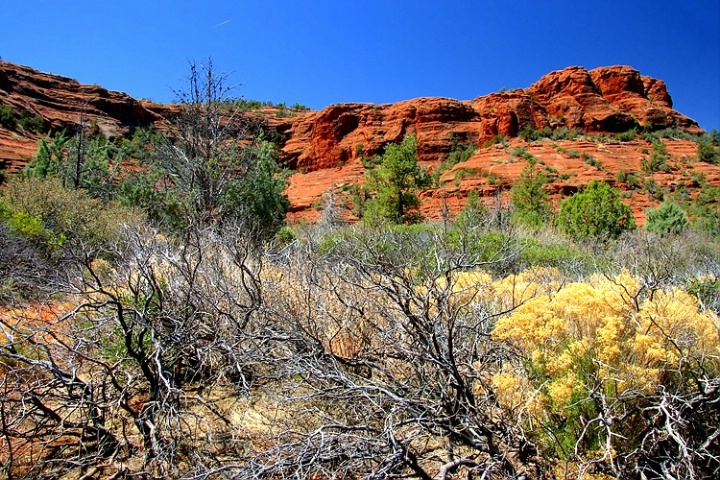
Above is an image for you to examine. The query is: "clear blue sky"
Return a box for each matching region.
[2,1,718,131]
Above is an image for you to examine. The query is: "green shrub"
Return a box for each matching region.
[640,131,660,143]
[557,180,636,241]
[454,190,488,229]
[7,212,45,239]
[363,135,430,224]
[519,125,553,142]
[697,142,720,164]
[511,146,526,157]
[696,184,720,206]
[482,134,508,148]
[581,152,602,168]
[692,211,720,235]
[643,178,666,201]
[0,106,45,133]
[691,185,720,233]
[645,201,689,234]
[519,239,593,272]
[318,222,443,277]
[616,170,642,190]
[274,225,296,245]
[453,167,477,181]
[447,146,476,168]
[438,140,477,175]
[641,141,671,174]
[17,113,45,133]
[711,129,720,146]
[687,275,720,311]
[117,169,185,232]
[26,131,125,199]
[613,128,637,142]
[510,159,551,228]
[655,127,700,141]
[511,146,536,162]
[1,177,142,257]
[0,105,17,129]
[445,231,517,268]
[690,171,707,188]
[220,139,290,240]
[551,127,580,141]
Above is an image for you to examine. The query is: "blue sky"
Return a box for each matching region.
[2,1,718,130]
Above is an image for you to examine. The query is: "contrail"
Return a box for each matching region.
[212,19,231,28]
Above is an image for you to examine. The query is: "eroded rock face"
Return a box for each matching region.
[286,137,720,226]
[0,61,711,225]
[588,66,697,131]
[271,98,485,172]
[274,65,702,175]
[0,61,163,137]
[0,61,168,172]
[1,61,702,173]
[527,66,633,132]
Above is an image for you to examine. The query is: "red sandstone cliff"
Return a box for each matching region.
[269,65,701,176]
[0,61,714,224]
[0,61,165,173]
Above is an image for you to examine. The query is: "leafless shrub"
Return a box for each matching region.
[238,224,542,479]
[1,215,718,479]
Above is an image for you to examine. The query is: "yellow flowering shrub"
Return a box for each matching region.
[494,273,719,399]
[636,288,719,363]
[492,370,546,414]
[436,266,565,312]
[450,270,494,296]
[491,371,525,408]
[490,266,565,309]
[492,271,720,461]
[546,372,580,407]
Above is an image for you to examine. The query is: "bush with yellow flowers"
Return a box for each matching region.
[492,271,720,476]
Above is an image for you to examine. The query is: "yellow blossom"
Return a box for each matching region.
[547,373,579,408]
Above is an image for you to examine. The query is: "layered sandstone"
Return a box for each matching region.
[0,61,713,225]
[0,61,163,137]
[272,65,702,176]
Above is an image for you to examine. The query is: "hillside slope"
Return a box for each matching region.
[0,60,716,224]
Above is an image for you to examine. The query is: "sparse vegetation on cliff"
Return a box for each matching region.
[1,61,720,480]
[0,105,45,134]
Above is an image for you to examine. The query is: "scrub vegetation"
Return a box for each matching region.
[1,64,719,480]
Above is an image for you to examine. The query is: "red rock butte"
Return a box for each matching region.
[1,60,715,225]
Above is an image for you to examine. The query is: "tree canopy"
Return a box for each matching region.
[645,201,689,234]
[363,135,431,224]
[556,180,636,240]
[510,157,552,228]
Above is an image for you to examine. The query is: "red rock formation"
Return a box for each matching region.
[272,65,703,177]
[285,136,720,226]
[0,129,38,174]
[0,61,163,137]
[588,66,698,132]
[0,61,713,225]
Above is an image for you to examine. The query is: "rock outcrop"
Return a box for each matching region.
[0,61,163,137]
[271,65,702,176]
[0,61,168,173]
[0,61,713,225]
